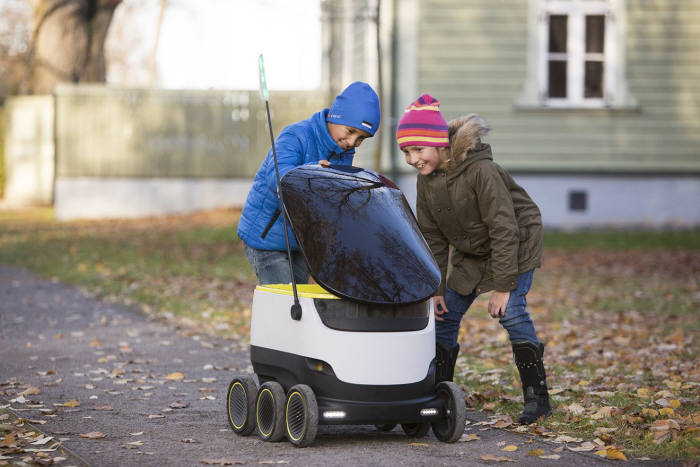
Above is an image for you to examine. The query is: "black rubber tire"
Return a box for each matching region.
[375,424,397,432]
[284,384,318,447]
[255,381,286,442]
[226,375,257,436]
[401,422,431,438]
[431,381,467,443]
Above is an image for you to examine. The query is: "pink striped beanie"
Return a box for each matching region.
[396,94,449,149]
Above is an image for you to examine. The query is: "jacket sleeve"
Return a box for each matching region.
[264,131,305,193]
[416,177,450,296]
[473,162,519,291]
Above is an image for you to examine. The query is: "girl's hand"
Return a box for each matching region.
[433,296,448,321]
[319,159,331,167]
[488,291,510,318]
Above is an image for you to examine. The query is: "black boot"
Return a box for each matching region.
[512,341,552,424]
[435,343,460,383]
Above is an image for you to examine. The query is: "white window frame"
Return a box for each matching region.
[517,0,638,110]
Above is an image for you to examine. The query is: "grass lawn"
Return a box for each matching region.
[0,207,698,461]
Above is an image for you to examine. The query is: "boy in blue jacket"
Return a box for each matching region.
[238,82,381,284]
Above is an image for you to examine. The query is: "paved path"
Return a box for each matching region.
[0,266,664,466]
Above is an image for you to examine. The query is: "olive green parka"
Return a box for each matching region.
[416,114,543,297]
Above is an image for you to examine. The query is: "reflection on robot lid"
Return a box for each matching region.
[280,165,441,305]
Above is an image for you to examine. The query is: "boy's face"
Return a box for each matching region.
[402,145,444,175]
[327,123,371,151]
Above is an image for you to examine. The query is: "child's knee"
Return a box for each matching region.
[499,307,533,328]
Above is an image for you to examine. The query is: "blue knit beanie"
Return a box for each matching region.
[327,82,380,136]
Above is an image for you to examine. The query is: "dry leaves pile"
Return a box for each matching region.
[0,409,70,466]
[457,248,699,461]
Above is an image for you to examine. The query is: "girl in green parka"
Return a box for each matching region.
[396,94,552,424]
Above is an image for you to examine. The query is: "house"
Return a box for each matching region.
[322,0,700,228]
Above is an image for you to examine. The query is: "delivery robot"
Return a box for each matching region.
[226,165,467,447]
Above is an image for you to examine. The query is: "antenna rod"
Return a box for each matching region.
[258,54,302,321]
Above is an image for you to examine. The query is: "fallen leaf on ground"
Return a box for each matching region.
[567,441,596,452]
[554,435,583,443]
[494,415,513,428]
[148,414,166,419]
[19,386,40,396]
[565,403,585,415]
[200,459,245,465]
[166,372,184,381]
[591,406,616,419]
[459,433,480,442]
[539,454,561,460]
[91,405,114,411]
[170,401,190,409]
[181,438,198,443]
[651,419,680,431]
[62,399,80,407]
[605,447,628,461]
[502,445,518,452]
[409,442,429,446]
[595,446,628,461]
[30,435,54,445]
[80,432,106,439]
[0,434,16,447]
[665,380,681,389]
[528,449,546,456]
[480,454,515,462]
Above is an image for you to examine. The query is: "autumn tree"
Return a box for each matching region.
[29,0,123,94]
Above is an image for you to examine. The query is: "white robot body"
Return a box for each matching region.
[250,285,435,385]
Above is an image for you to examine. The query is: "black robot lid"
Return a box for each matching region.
[279,165,441,306]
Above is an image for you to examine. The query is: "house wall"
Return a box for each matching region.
[405,0,700,227]
[396,173,700,229]
[3,96,55,205]
[416,0,700,172]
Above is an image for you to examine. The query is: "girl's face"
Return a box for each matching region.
[402,145,445,175]
[327,123,370,151]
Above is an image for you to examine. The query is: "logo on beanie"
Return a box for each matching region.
[329,114,342,119]
[361,121,372,129]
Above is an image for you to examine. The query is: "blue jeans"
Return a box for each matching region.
[436,270,541,348]
[244,244,309,285]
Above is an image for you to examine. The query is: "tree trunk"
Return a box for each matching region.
[30,0,122,94]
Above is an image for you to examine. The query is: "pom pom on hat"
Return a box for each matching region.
[396,94,449,149]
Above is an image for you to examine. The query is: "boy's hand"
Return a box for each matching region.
[433,296,448,322]
[318,159,331,167]
[488,291,510,318]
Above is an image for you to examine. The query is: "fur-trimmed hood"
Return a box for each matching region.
[448,114,490,163]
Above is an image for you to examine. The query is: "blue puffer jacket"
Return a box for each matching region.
[237,109,354,251]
